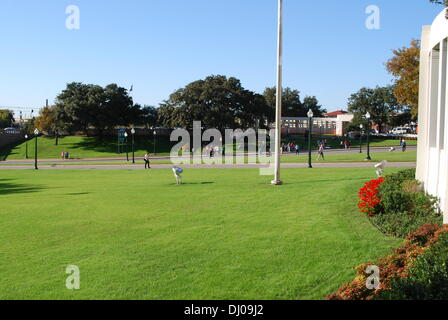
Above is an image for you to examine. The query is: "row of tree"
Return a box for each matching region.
[35,83,157,139]
[157,75,326,131]
[34,76,327,137]
[32,0,447,137]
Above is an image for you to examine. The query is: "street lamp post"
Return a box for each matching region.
[359,124,363,154]
[153,130,157,156]
[271,0,283,186]
[365,112,372,160]
[124,132,129,162]
[25,134,28,159]
[307,109,314,169]
[34,129,39,170]
[131,128,135,164]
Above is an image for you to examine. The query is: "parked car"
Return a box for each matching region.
[390,127,411,135]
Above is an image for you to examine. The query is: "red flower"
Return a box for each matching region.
[358,177,384,216]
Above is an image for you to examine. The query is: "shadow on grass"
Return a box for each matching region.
[0,140,23,161]
[0,179,44,196]
[70,137,121,154]
[292,177,368,185]
[70,136,174,155]
[170,182,215,186]
[65,192,90,196]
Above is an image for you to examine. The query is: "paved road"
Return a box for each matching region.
[0,146,416,166]
[0,162,416,170]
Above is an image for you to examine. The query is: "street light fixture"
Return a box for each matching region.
[124,132,129,162]
[131,128,136,164]
[359,124,363,154]
[365,112,372,160]
[25,134,28,159]
[307,109,314,169]
[33,128,39,170]
[153,130,157,156]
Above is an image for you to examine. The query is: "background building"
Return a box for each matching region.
[282,112,354,137]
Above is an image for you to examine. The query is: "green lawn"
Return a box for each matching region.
[0,136,174,160]
[0,150,416,167]
[0,168,401,300]
[282,150,416,163]
[1,135,417,161]
[285,135,417,149]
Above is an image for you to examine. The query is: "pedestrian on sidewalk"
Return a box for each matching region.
[317,144,325,161]
[144,153,151,169]
[401,139,407,152]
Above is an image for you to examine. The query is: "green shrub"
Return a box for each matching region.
[327,224,445,300]
[379,232,448,300]
[381,169,416,190]
[371,211,441,238]
[371,169,442,238]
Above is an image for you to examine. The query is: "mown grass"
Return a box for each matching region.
[1,136,416,161]
[0,136,173,160]
[0,168,401,300]
[0,151,416,167]
[281,150,416,163]
[285,135,417,149]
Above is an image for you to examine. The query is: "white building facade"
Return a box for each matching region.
[416,9,448,224]
[281,114,354,137]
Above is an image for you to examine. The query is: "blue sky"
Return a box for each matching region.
[0,0,444,117]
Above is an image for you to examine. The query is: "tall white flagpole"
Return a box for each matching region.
[272,0,283,186]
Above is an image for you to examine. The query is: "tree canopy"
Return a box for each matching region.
[158,75,273,131]
[262,87,327,118]
[348,86,403,132]
[38,77,327,136]
[385,40,420,119]
[54,82,144,136]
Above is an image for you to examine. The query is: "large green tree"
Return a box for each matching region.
[158,75,272,131]
[263,87,326,118]
[139,105,158,130]
[348,86,402,132]
[55,82,142,136]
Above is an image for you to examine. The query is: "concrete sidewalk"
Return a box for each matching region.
[0,146,416,165]
[0,162,416,170]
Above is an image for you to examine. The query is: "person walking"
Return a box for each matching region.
[144,153,151,169]
[317,143,325,161]
[401,139,407,152]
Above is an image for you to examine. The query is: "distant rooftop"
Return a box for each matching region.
[324,110,349,118]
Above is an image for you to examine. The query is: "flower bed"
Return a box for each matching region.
[358,169,442,237]
[328,169,446,300]
[327,224,448,300]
